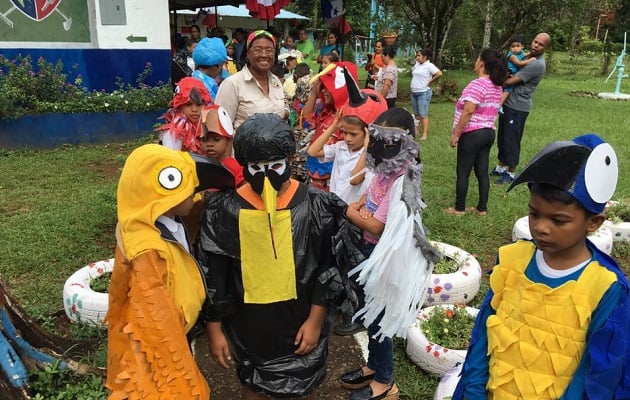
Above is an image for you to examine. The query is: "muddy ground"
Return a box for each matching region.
[194,332,366,400]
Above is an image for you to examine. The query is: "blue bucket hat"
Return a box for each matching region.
[508,133,618,214]
[193,37,227,66]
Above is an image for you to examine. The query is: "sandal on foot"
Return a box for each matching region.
[444,207,465,216]
[467,207,487,216]
[349,382,399,400]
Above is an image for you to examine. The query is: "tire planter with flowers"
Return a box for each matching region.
[63,259,113,327]
[405,305,479,377]
[433,363,463,400]
[424,241,482,306]
[512,216,614,254]
[604,200,630,242]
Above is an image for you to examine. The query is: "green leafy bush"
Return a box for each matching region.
[0,54,172,119]
[578,40,604,54]
[90,272,111,293]
[607,201,630,223]
[30,361,107,400]
[433,78,460,102]
[433,256,459,274]
[421,305,475,350]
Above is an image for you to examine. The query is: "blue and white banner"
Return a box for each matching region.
[321,0,351,34]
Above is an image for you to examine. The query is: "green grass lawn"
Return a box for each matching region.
[1,52,629,399]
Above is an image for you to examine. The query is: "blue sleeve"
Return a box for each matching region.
[452,289,494,400]
[562,281,629,399]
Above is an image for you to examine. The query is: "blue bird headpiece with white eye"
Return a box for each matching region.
[508,133,618,214]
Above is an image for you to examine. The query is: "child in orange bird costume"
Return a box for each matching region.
[106,144,233,399]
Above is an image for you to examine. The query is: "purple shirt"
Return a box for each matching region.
[452,77,502,134]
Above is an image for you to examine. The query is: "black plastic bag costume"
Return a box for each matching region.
[196,114,363,398]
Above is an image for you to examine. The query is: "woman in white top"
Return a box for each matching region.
[410,49,442,140]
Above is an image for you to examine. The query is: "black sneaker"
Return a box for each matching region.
[333,320,366,336]
[495,171,514,185]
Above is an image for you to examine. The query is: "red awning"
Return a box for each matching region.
[245,0,291,21]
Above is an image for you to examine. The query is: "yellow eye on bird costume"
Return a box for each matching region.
[158,166,183,190]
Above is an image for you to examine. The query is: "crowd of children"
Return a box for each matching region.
[108,28,629,400]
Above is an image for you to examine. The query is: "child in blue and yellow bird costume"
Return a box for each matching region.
[453,134,630,400]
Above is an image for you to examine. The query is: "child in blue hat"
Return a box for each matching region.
[192,37,227,101]
[453,134,630,399]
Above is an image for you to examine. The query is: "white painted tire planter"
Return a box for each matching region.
[433,363,463,400]
[512,216,614,254]
[605,201,630,242]
[424,241,482,306]
[63,258,113,327]
[405,305,478,377]
[603,219,630,242]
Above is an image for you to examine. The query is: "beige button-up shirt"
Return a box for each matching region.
[215,64,287,130]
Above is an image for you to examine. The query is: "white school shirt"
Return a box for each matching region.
[156,215,189,253]
[321,141,373,204]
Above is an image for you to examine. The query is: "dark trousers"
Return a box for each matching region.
[357,241,392,385]
[455,128,495,212]
[497,106,529,168]
[366,312,393,384]
[385,97,396,109]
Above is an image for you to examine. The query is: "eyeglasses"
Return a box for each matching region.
[250,47,275,56]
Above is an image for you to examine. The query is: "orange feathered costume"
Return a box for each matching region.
[106,144,210,399]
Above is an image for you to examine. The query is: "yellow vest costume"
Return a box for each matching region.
[486,241,617,399]
[106,144,209,400]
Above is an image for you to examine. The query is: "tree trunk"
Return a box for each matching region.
[427,0,464,65]
[602,37,612,76]
[482,0,494,48]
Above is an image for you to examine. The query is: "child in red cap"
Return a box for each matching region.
[157,77,211,153]
[199,104,244,187]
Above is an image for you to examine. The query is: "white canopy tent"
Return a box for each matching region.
[174,4,309,33]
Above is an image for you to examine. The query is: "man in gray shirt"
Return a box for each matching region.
[493,32,551,184]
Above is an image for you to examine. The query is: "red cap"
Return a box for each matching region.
[172,77,211,109]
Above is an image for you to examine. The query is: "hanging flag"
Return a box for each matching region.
[321,0,351,34]
[246,0,291,21]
